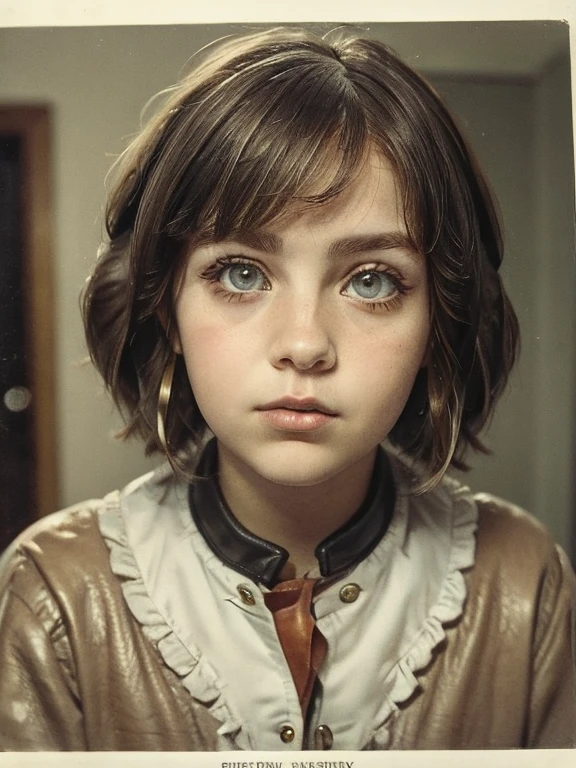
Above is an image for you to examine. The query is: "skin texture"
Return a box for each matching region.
[174,152,430,571]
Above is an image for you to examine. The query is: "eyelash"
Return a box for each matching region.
[344,264,410,311]
[199,256,270,303]
[199,255,410,310]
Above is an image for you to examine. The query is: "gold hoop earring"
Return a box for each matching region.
[157,352,176,452]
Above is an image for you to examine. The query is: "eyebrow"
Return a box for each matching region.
[225,230,418,259]
[227,230,282,253]
[326,233,417,260]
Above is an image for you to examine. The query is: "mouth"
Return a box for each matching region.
[256,397,337,416]
[256,397,338,432]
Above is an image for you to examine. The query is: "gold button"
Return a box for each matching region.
[314,724,334,750]
[237,584,256,605]
[279,725,295,743]
[339,583,361,603]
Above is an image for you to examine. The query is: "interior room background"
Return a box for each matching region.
[0,21,574,561]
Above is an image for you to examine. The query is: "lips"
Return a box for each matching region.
[256,397,337,416]
[256,397,338,432]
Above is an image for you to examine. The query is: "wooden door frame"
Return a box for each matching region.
[0,106,57,519]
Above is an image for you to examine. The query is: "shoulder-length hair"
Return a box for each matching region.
[82,26,519,491]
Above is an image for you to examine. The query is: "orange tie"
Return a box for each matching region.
[264,578,328,716]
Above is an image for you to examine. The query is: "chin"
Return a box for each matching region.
[259,466,335,488]
[245,443,360,489]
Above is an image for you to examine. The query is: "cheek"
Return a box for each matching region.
[176,327,234,430]
[349,317,429,380]
[175,313,255,407]
[180,327,226,382]
[344,318,429,429]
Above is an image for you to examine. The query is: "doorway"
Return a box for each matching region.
[0,106,57,553]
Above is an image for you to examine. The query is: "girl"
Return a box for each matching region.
[0,27,574,751]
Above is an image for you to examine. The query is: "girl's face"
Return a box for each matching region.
[174,151,430,489]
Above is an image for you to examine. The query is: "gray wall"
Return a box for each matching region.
[0,24,573,552]
[433,78,539,503]
[435,61,575,550]
[533,56,576,549]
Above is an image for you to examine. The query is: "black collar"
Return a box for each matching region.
[189,440,395,588]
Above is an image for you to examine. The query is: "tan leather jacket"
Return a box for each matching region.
[0,494,575,750]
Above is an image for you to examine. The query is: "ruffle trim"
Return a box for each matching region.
[98,453,477,750]
[372,454,478,744]
[98,487,245,746]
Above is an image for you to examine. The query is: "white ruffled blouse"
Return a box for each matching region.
[98,449,477,751]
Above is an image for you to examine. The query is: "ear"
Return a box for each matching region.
[157,308,182,354]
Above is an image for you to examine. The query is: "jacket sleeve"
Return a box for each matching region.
[0,548,86,750]
[527,544,576,748]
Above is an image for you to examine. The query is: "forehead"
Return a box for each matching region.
[255,150,406,240]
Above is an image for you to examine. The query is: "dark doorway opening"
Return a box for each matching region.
[0,107,57,553]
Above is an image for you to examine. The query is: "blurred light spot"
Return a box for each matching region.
[4,386,32,412]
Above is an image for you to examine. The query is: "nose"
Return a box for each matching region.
[268,296,336,373]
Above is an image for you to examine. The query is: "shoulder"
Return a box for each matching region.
[0,498,115,619]
[468,492,575,617]
[473,492,563,571]
[474,492,555,552]
[0,465,177,618]
[391,444,576,606]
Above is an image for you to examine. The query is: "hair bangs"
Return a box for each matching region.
[161,53,369,242]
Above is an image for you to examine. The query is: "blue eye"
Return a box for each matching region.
[221,263,268,292]
[345,270,397,301]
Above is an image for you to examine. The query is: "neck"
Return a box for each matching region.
[217,445,377,577]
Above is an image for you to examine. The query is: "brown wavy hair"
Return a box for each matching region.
[82,27,519,491]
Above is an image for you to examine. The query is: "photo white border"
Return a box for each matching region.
[0,1,574,766]
[0,748,575,766]
[0,0,573,24]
